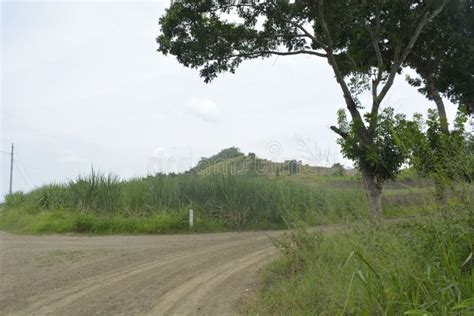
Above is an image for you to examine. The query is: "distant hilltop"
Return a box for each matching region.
[185,147,355,177]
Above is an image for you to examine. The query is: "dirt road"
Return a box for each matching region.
[0,224,344,315]
[0,229,287,316]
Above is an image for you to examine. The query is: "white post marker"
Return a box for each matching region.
[189,209,194,228]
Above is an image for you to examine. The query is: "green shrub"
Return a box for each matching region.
[32,211,74,233]
[73,213,96,233]
[4,192,26,208]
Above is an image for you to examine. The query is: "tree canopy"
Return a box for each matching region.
[406,0,474,120]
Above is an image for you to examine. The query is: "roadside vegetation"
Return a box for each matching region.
[0,164,438,234]
[247,207,473,315]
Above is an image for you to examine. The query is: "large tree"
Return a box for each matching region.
[157,0,449,217]
[406,0,474,127]
[404,0,473,205]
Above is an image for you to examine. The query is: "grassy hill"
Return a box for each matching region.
[188,147,354,177]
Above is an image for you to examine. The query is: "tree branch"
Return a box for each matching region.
[377,0,448,102]
[366,5,384,105]
[317,0,365,127]
[214,2,327,52]
[425,70,449,132]
[263,2,328,51]
[231,49,327,58]
[330,125,348,139]
[287,20,327,50]
[370,0,449,130]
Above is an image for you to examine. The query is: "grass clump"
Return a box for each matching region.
[248,207,474,315]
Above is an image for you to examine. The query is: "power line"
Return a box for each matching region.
[14,163,30,188]
[14,155,34,184]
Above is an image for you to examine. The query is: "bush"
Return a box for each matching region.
[4,192,26,208]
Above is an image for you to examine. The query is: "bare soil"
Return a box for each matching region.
[0,226,340,315]
[0,229,282,315]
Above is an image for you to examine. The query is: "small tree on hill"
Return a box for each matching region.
[331,163,345,176]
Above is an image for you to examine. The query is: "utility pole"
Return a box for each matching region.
[9,143,14,195]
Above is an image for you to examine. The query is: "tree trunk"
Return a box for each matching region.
[425,71,449,132]
[361,168,383,218]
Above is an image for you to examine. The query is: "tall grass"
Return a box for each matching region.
[248,207,474,314]
[1,170,441,234]
[1,171,359,232]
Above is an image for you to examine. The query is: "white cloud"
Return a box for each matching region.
[186,98,220,123]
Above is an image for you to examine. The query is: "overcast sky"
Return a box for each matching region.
[0,1,459,198]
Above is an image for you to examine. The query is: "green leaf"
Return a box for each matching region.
[403,310,432,316]
[451,298,474,310]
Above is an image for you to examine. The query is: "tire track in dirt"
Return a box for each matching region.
[149,248,277,315]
